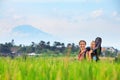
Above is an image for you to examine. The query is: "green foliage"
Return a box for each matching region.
[0,40,79,56]
[104,51,117,57]
[0,57,120,80]
[115,54,120,62]
[0,43,12,53]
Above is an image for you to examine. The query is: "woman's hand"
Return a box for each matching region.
[80,49,85,54]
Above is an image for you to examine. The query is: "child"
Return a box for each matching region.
[87,41,97,61]
[88,40,100,61]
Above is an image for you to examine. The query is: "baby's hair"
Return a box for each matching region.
[79,40,86,45]
[91,41,95,43]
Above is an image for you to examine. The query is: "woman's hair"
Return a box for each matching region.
[79,40,86,45]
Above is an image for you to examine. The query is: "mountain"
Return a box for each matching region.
[13,25,49,36]
[11,25,57,45]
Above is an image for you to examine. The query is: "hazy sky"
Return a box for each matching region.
[0,0,120,49]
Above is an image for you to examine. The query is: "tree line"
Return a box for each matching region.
[0,39,79,56]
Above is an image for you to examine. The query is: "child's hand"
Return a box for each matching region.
[89,50,93,54]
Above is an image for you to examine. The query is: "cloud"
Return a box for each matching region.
[3,7,24,20]
[22,14,119,39]
[0,19,13,35]
[0,6,27,36]
[112,11,120,21]
[112,11,118,17]
[91,9,104,18]
[0,16,26,36]
[13,14,24,20]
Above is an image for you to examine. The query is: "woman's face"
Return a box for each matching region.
[79,42,86,50]
[91,42,95,49]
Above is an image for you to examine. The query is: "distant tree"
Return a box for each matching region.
[31,42,35,47]
[71,43,75,53]
[18,46,26,53]
[115,54,120,62]
[30,42,35,53]
[0,43,12,53]
[11,39,14,46]
[105,50,116,57]
[71,43,79,54]
[61,43,65,53]
[40,41,45,48]
[52,41,64,54]
[46,41,50,49]
[0,43,12,56]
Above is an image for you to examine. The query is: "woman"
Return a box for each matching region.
[78,40,88,61]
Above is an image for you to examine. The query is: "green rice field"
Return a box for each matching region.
[0,56,120,80]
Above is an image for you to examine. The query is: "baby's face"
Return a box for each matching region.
[91,42,95,49]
